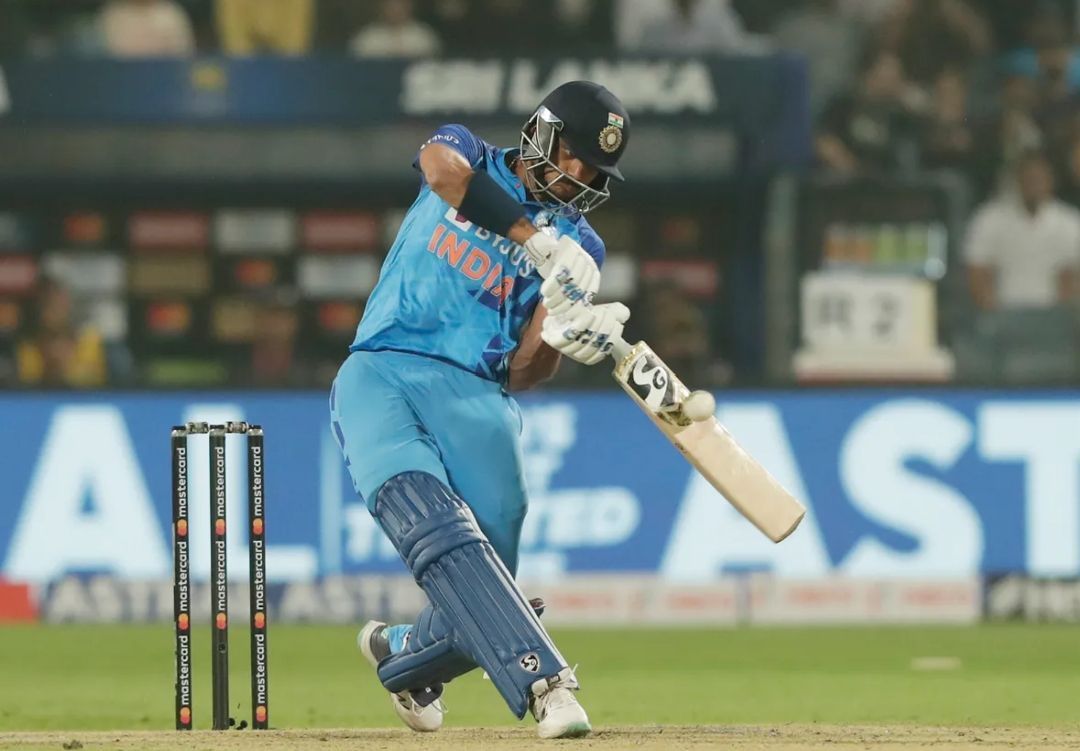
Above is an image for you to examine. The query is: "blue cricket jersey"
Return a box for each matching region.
[351,124,606,385]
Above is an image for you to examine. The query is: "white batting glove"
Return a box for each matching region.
[541,302,630,366]
[523,234,600,316]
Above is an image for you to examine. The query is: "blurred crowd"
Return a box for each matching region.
[2,0,1080,387]
[0,0,616,58]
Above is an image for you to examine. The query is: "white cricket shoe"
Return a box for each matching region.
[530,667,591,739]
[357,620,445,733]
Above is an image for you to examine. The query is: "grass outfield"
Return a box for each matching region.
[2,623,1079,737]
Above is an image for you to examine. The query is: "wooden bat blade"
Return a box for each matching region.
[612,341,806,542]
[663,416,806,542]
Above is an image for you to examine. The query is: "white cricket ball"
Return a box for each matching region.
[682,390,715,422]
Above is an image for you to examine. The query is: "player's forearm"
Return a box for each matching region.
[508,306,560,391]
[509,341,561,391]
[507,218,538,245]
[420,145,539,246]
[509,342,560,391]
[419,143,474,207]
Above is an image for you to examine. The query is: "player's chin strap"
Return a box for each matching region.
[519,107,611,216]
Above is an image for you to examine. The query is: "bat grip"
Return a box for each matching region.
[610,336,632,362]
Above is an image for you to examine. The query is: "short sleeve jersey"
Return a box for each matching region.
[351,124,606,384]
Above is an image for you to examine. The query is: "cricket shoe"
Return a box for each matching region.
[529,666,591,739]
[357,620,445,733]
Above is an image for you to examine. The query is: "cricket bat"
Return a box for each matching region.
[607,338,805,542]
[531,254,806,543]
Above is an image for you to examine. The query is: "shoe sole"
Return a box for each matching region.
[390,692,443,733]
[543,722,591,740]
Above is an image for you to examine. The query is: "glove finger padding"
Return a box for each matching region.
[604,302,630,324]
[577,304,626,365]
[541,302,630,366]
[541,311,588,358]
[540,316,563,353]
[541,264,598,316]
[539,237,600,317]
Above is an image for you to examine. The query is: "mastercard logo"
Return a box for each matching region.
[179,707,192,724]
[253,612,265,629]
[216,613,227,629]
[178,614,189,631]
[255,705,267,723]
[252,519,264,535]
[176,520,188,537]
[215,519,226,535]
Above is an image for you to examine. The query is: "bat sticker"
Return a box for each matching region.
[628,352,675,412]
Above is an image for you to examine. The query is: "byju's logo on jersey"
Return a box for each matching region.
[440,207,537,277]
[421,207,544,309]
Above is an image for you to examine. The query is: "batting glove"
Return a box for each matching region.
[541,302,630,366]
[523,234,600,317]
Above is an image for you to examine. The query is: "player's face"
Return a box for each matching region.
[543,140,599,201]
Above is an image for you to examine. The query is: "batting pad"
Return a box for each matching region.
[374,471,567,718]
[377,603,475,693]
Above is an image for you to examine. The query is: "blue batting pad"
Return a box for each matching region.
[374,471,567,718]
[377,604,475,691]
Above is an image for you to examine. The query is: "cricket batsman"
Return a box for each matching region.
[329,80,630,739]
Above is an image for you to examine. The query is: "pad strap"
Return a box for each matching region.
[377,604,475,692]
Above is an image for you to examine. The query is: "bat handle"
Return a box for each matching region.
[610,336,632,362]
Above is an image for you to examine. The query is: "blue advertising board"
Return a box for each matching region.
[0,57,810,172]
[1,390,1078,585]
[0,57,803,127]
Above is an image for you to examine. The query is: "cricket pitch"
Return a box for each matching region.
[3,725,1080,751]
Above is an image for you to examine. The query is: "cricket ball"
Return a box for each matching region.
[682,390,715,422]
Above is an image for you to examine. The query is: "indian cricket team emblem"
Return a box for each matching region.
[520,652,541,673]
[599,112,624,154]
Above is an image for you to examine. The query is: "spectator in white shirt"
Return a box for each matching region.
[350,0,441,59]
[965,151,1080,311]
[99,0,195,57]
